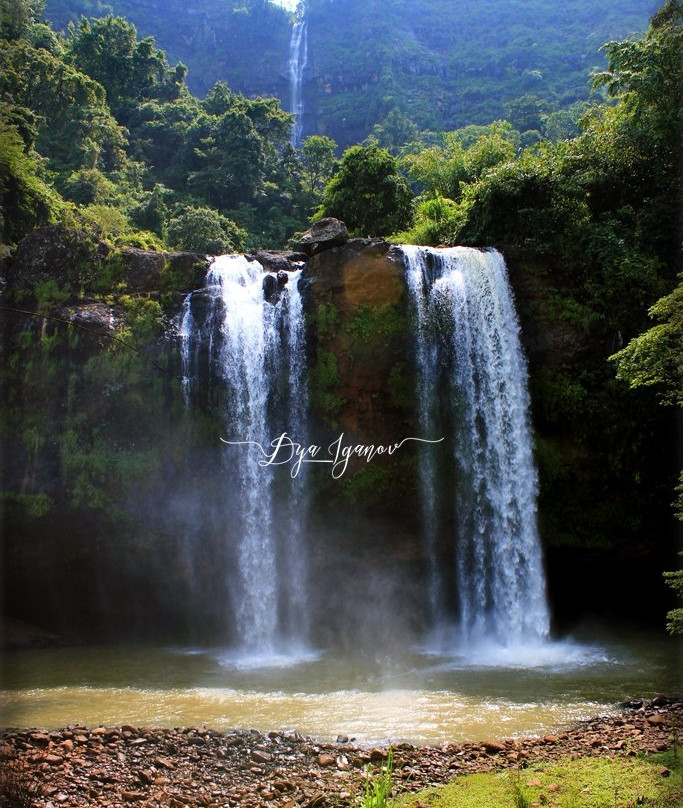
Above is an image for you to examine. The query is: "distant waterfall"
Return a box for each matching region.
[180,255,309,654]
[289,20,308,147]
[403,246,550,648]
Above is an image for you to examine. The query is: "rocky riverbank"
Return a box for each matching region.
[1,699,680,808]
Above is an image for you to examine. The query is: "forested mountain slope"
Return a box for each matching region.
[44,0,660,145]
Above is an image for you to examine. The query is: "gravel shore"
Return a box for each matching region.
[1,699,680,808]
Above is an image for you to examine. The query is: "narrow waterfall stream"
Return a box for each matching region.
[180,255,309,657]
[288,20,308,147]
[403,246,550,650]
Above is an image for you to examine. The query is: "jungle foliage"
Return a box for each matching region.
[0,3,328,253]
[44,0,660,147]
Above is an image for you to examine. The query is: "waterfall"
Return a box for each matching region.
[180,255,309,654]
[402,246,550,648]
[288,20,308,148]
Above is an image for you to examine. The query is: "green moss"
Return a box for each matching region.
[339,455,417,508]
[91,250,127,294]
[392,752,682,808]
[159,256,205,296]
[311,347,344,418]
[308,303,345,421]
[342,465,392,506]
[531,367,589,425]
[0,492,55,519]
[21,426,44,459]
[118,294,165,345]
[33,279,69,311]
[388,362,414,411]
[59,427,110,511]
[546,292,603,333]
[345,303,406,347]
[310,302,340,337]
[111,449,160,484]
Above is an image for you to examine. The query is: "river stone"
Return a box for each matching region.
[298,218,349,256]
[482,741,506,754]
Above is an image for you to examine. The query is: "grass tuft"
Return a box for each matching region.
[361,747,394,808]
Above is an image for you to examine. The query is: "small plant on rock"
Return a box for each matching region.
[360,747,394,808]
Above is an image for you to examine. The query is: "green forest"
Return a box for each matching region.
[0,0,681,633]
[40,0,660,144]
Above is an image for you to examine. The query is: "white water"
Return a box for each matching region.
[180,255,309,656]
[403,246,550,650]
[289,20,308,147]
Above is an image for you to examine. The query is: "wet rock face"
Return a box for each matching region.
[123,249,209,295]
[304,239,403,314]
[246,250,305,274]
[302,239,413,441]
[60,302,116,337]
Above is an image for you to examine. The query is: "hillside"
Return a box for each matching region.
[44,0,660,146]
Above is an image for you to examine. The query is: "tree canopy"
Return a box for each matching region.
[317,145,412,236]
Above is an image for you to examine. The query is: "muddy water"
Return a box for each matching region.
[1,629,679,746]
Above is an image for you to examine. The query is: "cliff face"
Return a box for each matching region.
[0,226,675,645]
[303,238,411,441]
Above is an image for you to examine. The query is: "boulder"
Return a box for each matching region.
[60,302,116,337]
[122,249,209,294]
[6,225,109,297]
[5,225,209,300]
[246,250,301,273]
[262,270,289,305]
[298,218,349,256]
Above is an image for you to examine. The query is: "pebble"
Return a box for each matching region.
[1,701,679,808]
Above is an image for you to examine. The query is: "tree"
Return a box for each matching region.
[610,279,683,635]
[0,39,127,173]
[503,94,554,133]
[0,121,60,246]
[0,0,45,41]
[610,281,683,408]
[663,560,683,635]
[370,108,419,153]
[167,206,246,254]
[400,121,519,202]
[65,15,184,118]
[317,144,412,236]
[185,108,265,208]
[300,135,336,193]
